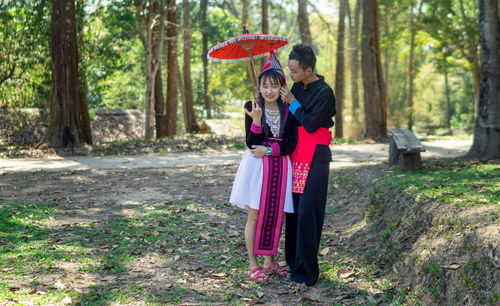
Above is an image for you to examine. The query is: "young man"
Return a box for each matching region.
[279,44,336,287]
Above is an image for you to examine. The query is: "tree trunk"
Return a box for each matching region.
[443,54,451,130]
[348,0,361,122]
[335,0,347,138]
[406,0,423,131]
[76,0,92,145]
[470,0,500,159]
[361,0,387,139]
[154,66,165,137]
[47,0,91,147]
[298,0,313,45]
[136,0,167,139]
[242,0,248,27]
[201,0,211,118]
[383,1,389,108]
[241,0,257,91]
[261,0,269,66]
[182,0,200,133]
[165,0,178,136]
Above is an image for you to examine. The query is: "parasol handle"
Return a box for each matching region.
[249,57,258,88]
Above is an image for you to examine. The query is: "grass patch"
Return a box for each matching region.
[0,200,259,304]
[377,159,499,206]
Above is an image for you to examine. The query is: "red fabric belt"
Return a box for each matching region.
[290,127,332,193]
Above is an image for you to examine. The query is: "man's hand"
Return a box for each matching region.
[244,101,262,125]
[250,145,267,158]
[280,87,296,104]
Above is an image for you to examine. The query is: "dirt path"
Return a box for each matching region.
[0,139,471,173]
[1,138,485,304]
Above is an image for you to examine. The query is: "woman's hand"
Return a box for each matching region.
[250,145,267,158]
[280,87,296,104]
[244,101,262,125]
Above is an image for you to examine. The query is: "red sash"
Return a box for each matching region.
[290,127,332,193]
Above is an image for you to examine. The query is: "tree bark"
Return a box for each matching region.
[298,0,313,45]
[361,0,387,139]
[47,0,91,147]
[76,0,92,145]
[154,65,165,137]
[201,0,211,118]
[136,0,167,139]
[182,0,200,133]
[443,53,451,130]
[165,0,178,136]
[242,0,248,27]
[348,0,361,122]
[261,0,269,66]
[335,0,347,138]
[470,0,500,159]
[406,0,423,131]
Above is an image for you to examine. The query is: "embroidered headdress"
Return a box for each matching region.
[259,51,286,86]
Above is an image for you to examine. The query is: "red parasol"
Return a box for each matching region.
[207,31,289,87]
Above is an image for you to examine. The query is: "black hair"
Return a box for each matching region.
[288,43,316,71]
[257,69,287,139]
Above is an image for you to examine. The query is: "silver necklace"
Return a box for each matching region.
[265,108,281,137]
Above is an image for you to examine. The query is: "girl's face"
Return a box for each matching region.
[259,77,281,103]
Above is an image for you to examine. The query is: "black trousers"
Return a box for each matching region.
[285,159,330,286]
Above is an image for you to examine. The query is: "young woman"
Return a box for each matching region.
[229,52,298,283]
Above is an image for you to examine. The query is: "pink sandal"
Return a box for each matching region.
[263,262,289,278]
[249,267,269,283]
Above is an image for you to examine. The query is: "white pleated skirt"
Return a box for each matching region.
[229,150,294,213]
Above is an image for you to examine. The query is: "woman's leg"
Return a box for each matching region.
[245,208,259,269]
[263,255,274,268]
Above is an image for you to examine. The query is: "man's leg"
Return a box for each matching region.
[285,193,300,271]
[289,160,330,286]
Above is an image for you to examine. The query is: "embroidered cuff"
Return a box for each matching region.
[250,122,263,134]
[271,143,280,156]
[289,100,302,115]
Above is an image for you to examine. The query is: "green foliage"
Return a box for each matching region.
[0,1,51,108]
[0,0,483,135]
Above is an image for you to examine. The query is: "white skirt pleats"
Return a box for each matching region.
[229,150,294,213]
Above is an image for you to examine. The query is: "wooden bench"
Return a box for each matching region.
[388,128,426,170]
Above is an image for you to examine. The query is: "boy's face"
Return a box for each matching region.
[288,59,312,83]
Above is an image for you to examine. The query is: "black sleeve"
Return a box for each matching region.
[278,114,298,155]
[293,87,336,133]
[244,101,265,149]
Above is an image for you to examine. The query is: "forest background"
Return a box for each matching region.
[0,0,481,142]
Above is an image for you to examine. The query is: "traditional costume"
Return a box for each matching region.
[229,52,298,256]
[285,75,336,286]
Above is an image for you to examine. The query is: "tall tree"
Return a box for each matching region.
[182,0,200,133]
[298,0,312,45]
[335,0,347,138]
[46,0,92,147]
[76,0,92,145]
[426,0,480,117]
[241,0,257,90]
[348,0,361,123]
[361,0,387,139]
[135,0,167,139]
[261,0,269,66]
[406,0,424,131]
[201,0,212,118]
[154,65,166,137]
[469,0,500,159]
[443,50,452,130]
[165,0,178,136]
